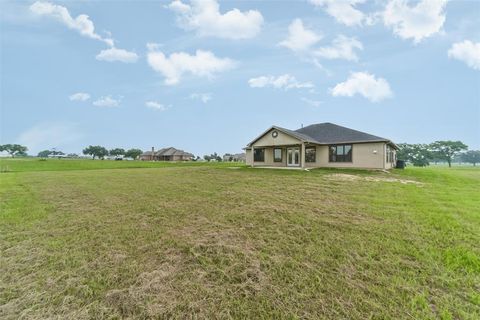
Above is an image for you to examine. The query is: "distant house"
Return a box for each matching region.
[245,122,398,170]
[140,147,194,161]
[223,153,246,162]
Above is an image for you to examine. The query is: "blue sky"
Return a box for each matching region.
[1,0,479,156]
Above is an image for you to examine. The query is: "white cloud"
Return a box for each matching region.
[448,40,480,71]
[279,20,363,63]
[166,0,263,39]
[146,42,162,51]
[147,48,236,85]
[69,92,90,101]
[314,35,363,61]
[92,96,121,107]
[190,93,212,103]
[16,122,83,154]
[309,0,366,26]
[301,97,323,107]
[279,19,322,52]
[382,0,447,43]
[248,74,314,90]
[30,1,114,46]
[330,72,393,102]
[146,101,169,111]
[95,47,139,63]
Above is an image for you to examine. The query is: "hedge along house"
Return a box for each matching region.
[245,123,398,170]
[140,147,194,161]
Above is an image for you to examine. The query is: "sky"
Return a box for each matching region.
[1,0,479,156]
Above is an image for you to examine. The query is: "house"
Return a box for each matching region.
[140,147,194,161]
[245,123,398,170]
[223,153,246,162]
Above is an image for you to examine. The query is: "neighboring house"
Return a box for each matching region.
[140,147,194,161]
[245,123,398,170]
[223,153,246,162]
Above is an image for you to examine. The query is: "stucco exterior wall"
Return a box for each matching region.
[253,129,301,147]
[304,142,386,169]
[384,144,397,169]
[246,127,396,169]
[249,142,391,169]
[245,149,253,165]
[251,147,290,167]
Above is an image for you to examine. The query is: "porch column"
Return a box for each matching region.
[251,146,254,167]
[301,143,306,169]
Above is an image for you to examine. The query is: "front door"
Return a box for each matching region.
[287,147,300,167]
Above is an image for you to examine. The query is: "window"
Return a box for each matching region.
[386,145,395,163]
[329,144,353,162]
[274,148,282,162]
[305,147,316,163]
[253,148,265,162]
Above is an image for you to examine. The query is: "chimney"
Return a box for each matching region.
[151,147,154,161]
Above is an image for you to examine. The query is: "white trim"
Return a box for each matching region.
[286,147,300,167]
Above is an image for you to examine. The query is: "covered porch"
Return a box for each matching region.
[249,143,310,168]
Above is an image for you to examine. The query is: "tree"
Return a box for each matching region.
[430,141,468,167]
[125,148,143,160]
[51,150,64,156]
[0,144,28,157]
[83,145,108,160]
[109,148,126,156]
[37,149,65,158]
[397,143,432,167]
[38,150,52,158]
[461,150,480,166]
[204,152,222,162]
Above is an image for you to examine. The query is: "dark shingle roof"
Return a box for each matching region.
[157,147,193,157]
[142,147,193,157]
[295,123,390,144]
[274,126,320,143]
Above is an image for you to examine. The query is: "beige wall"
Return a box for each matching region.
[253,128,302,147]
[246,149,252,165]
[252,147,289,167]
[248,128,302,166]
[249,142,393,169]
[246,127,395,169]
[384,144,397,169]
[304,142,386,169]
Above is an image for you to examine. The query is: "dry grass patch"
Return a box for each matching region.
[325,173,424,185]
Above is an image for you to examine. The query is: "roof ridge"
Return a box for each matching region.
[296,123,384,138]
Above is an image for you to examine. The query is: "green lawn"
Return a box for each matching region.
[1,159,479,319]
[0,158,240,172]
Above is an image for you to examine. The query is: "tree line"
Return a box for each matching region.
[81,146,143,160]
[2,142,479,166]
[0,144,143,160]
[39,146,143,160]
[397,141,479,167]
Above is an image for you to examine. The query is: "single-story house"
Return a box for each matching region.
[245,122,398,170]
[140,147,194,161]
[223,153,246,162]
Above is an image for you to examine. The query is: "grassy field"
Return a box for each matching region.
[0,158,240,172]
[1,159,479,319]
